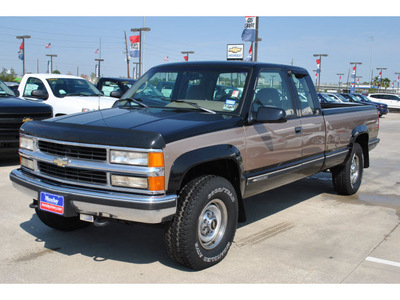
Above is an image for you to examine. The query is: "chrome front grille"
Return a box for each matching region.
[38,140,107,161]
[38,161,107,185]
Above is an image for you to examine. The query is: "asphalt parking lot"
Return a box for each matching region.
[0,113,399,285]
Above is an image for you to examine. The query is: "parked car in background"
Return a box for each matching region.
[0,79,52,156]
[18,74,116,116]
[318,93,342,103]
[340,93,388,117]
[354,94,388,117]
[96,77,137,97]
[368,93,400,110]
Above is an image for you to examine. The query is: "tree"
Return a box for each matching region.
[372,76,391,90]
[0,67,17,82]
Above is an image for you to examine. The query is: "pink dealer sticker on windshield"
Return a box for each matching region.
[232,90,240,98]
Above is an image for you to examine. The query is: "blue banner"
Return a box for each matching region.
[241,16,256,42]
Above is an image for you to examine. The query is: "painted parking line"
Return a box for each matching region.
[366,256,400,268]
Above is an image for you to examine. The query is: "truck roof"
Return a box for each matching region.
[151,61,308,73]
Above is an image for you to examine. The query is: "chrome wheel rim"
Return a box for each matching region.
[350,153,360,187]
[198,199,228,250]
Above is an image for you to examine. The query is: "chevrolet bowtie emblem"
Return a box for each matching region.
[53,157,69,167]
[22,117,33,123]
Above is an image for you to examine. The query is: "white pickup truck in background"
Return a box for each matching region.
[18,74,117,116]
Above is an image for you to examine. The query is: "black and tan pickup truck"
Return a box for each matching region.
[10,62,380,270]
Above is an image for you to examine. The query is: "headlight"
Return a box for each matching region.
[111,175,148,189]
[110,150,148,166]
[110,150,164,167]
[20,136,34,151]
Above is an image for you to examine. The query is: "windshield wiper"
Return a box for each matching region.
[120,97,149,109]
[170,99,216,114]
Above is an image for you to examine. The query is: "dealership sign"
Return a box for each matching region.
[227,44,244,60]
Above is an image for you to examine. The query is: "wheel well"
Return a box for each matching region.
[179,159,246,222]
[355,133,369,168]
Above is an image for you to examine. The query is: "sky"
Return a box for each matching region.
[1,1,400,85]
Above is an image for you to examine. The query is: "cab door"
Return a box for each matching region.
[244,69,303,198]
[289,72,326,177]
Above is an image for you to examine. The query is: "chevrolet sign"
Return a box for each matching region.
[227,44,244,60]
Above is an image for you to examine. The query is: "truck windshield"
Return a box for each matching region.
[0,81,16,97]
[46,78,102,98]
[118,68,250,114]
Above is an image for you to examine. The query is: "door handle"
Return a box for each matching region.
[295,127,302,134]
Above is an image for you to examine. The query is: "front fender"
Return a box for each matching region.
[167,144,244,195]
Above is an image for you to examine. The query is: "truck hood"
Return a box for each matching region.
[0,96,52,114]
[20,108,243,149]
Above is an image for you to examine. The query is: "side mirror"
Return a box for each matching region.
[110,91,122,98]
[14,90,20,97]
[254,106,287,123]
[31,89,49,100]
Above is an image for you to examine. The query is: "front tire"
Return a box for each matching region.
[331,143,364,195]
[165,175,238,270]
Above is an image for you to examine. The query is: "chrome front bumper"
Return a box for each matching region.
[10,169,177,224]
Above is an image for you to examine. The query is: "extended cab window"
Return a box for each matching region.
[252,70,295,117]
[291,74,317,116]
[23,77,46,97]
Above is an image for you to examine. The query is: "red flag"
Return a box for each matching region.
[19,41,23,50]
[94,49,99,54]
[184,56,188,61]
[249,44,253,54]
[130,35,140,43]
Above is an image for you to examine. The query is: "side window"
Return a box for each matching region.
[100,81,120,97]
[253,70,295,117]
[291,74,317,116]
[23,77,46,97]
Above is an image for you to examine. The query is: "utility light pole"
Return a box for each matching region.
[337,73,344,92]
[46,54,57,73]
[16,35,31,75]
[376,67,387,91]
[95,58,104,78]
[313,54,328,91]
[130,27,151,77]
[181,51,195,61]
[395,72,400,93]
[350,62,362,94]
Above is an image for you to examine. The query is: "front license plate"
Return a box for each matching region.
[39,192,64,215]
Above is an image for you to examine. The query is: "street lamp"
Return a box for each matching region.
[395,72,400,93]
[313,54,328,91]
[337,73,344,92]
[95,58,104,78]
[181,51,195,61]
[46,54,57,73]
[376,67,387,91]
[130,27,151,77]
[16,35,31,75]
[350,62,362,94]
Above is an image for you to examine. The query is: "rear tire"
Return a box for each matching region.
[331,143,364,195]
[165,175,238,270]
[35,208,90,231]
